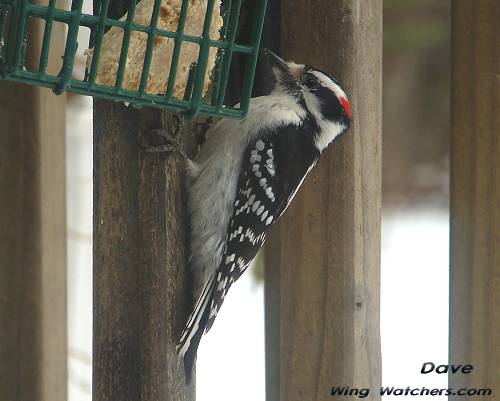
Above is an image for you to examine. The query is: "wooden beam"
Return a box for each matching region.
[0,16,67,401]
[93,102,196,401]
[450,1,500,398]
[264,2,382,401]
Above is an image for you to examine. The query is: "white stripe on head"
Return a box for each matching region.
[310,70,349,101]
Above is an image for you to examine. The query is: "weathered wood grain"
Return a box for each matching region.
[93,102,196,401]
[264,2,382,401]
[0,14,67,401]
[450,1,500,399]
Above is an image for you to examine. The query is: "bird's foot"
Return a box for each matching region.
[194,117,213,146]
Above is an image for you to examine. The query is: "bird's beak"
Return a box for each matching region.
[263,49,289,73]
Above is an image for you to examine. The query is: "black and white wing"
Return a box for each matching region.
[206,124,320,330]
[178,124,319,381]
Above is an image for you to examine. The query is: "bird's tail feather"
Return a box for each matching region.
[177,274,215,383]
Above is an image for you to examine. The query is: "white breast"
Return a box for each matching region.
[187,93,306,296]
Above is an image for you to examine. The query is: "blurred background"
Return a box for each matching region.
[66,1,450,400]
[381,3,449,394]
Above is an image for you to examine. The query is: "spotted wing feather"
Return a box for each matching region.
[205,124,320,331]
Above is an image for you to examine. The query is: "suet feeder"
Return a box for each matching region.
[0,0,267,118]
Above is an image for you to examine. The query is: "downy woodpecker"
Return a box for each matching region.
[178,50,352,381]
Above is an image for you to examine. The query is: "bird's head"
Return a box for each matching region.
[264,49,352,151]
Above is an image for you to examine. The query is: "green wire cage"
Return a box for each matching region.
[0,0,267,118]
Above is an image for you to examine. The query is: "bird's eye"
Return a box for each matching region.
[303,75,320,89]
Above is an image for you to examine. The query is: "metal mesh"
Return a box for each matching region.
[0,0,267,118]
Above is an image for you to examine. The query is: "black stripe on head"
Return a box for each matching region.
[315,86,345,122]
[302,68,350,124]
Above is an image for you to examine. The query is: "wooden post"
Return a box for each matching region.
[264,2,382,401]
[450,1,500,398]
[0,16,67,401]
[93,0,195,398]
[93,102,196,401]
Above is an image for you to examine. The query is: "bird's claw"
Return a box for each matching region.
[194,117,213,146]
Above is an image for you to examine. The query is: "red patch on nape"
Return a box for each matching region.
[340,96,352,120]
